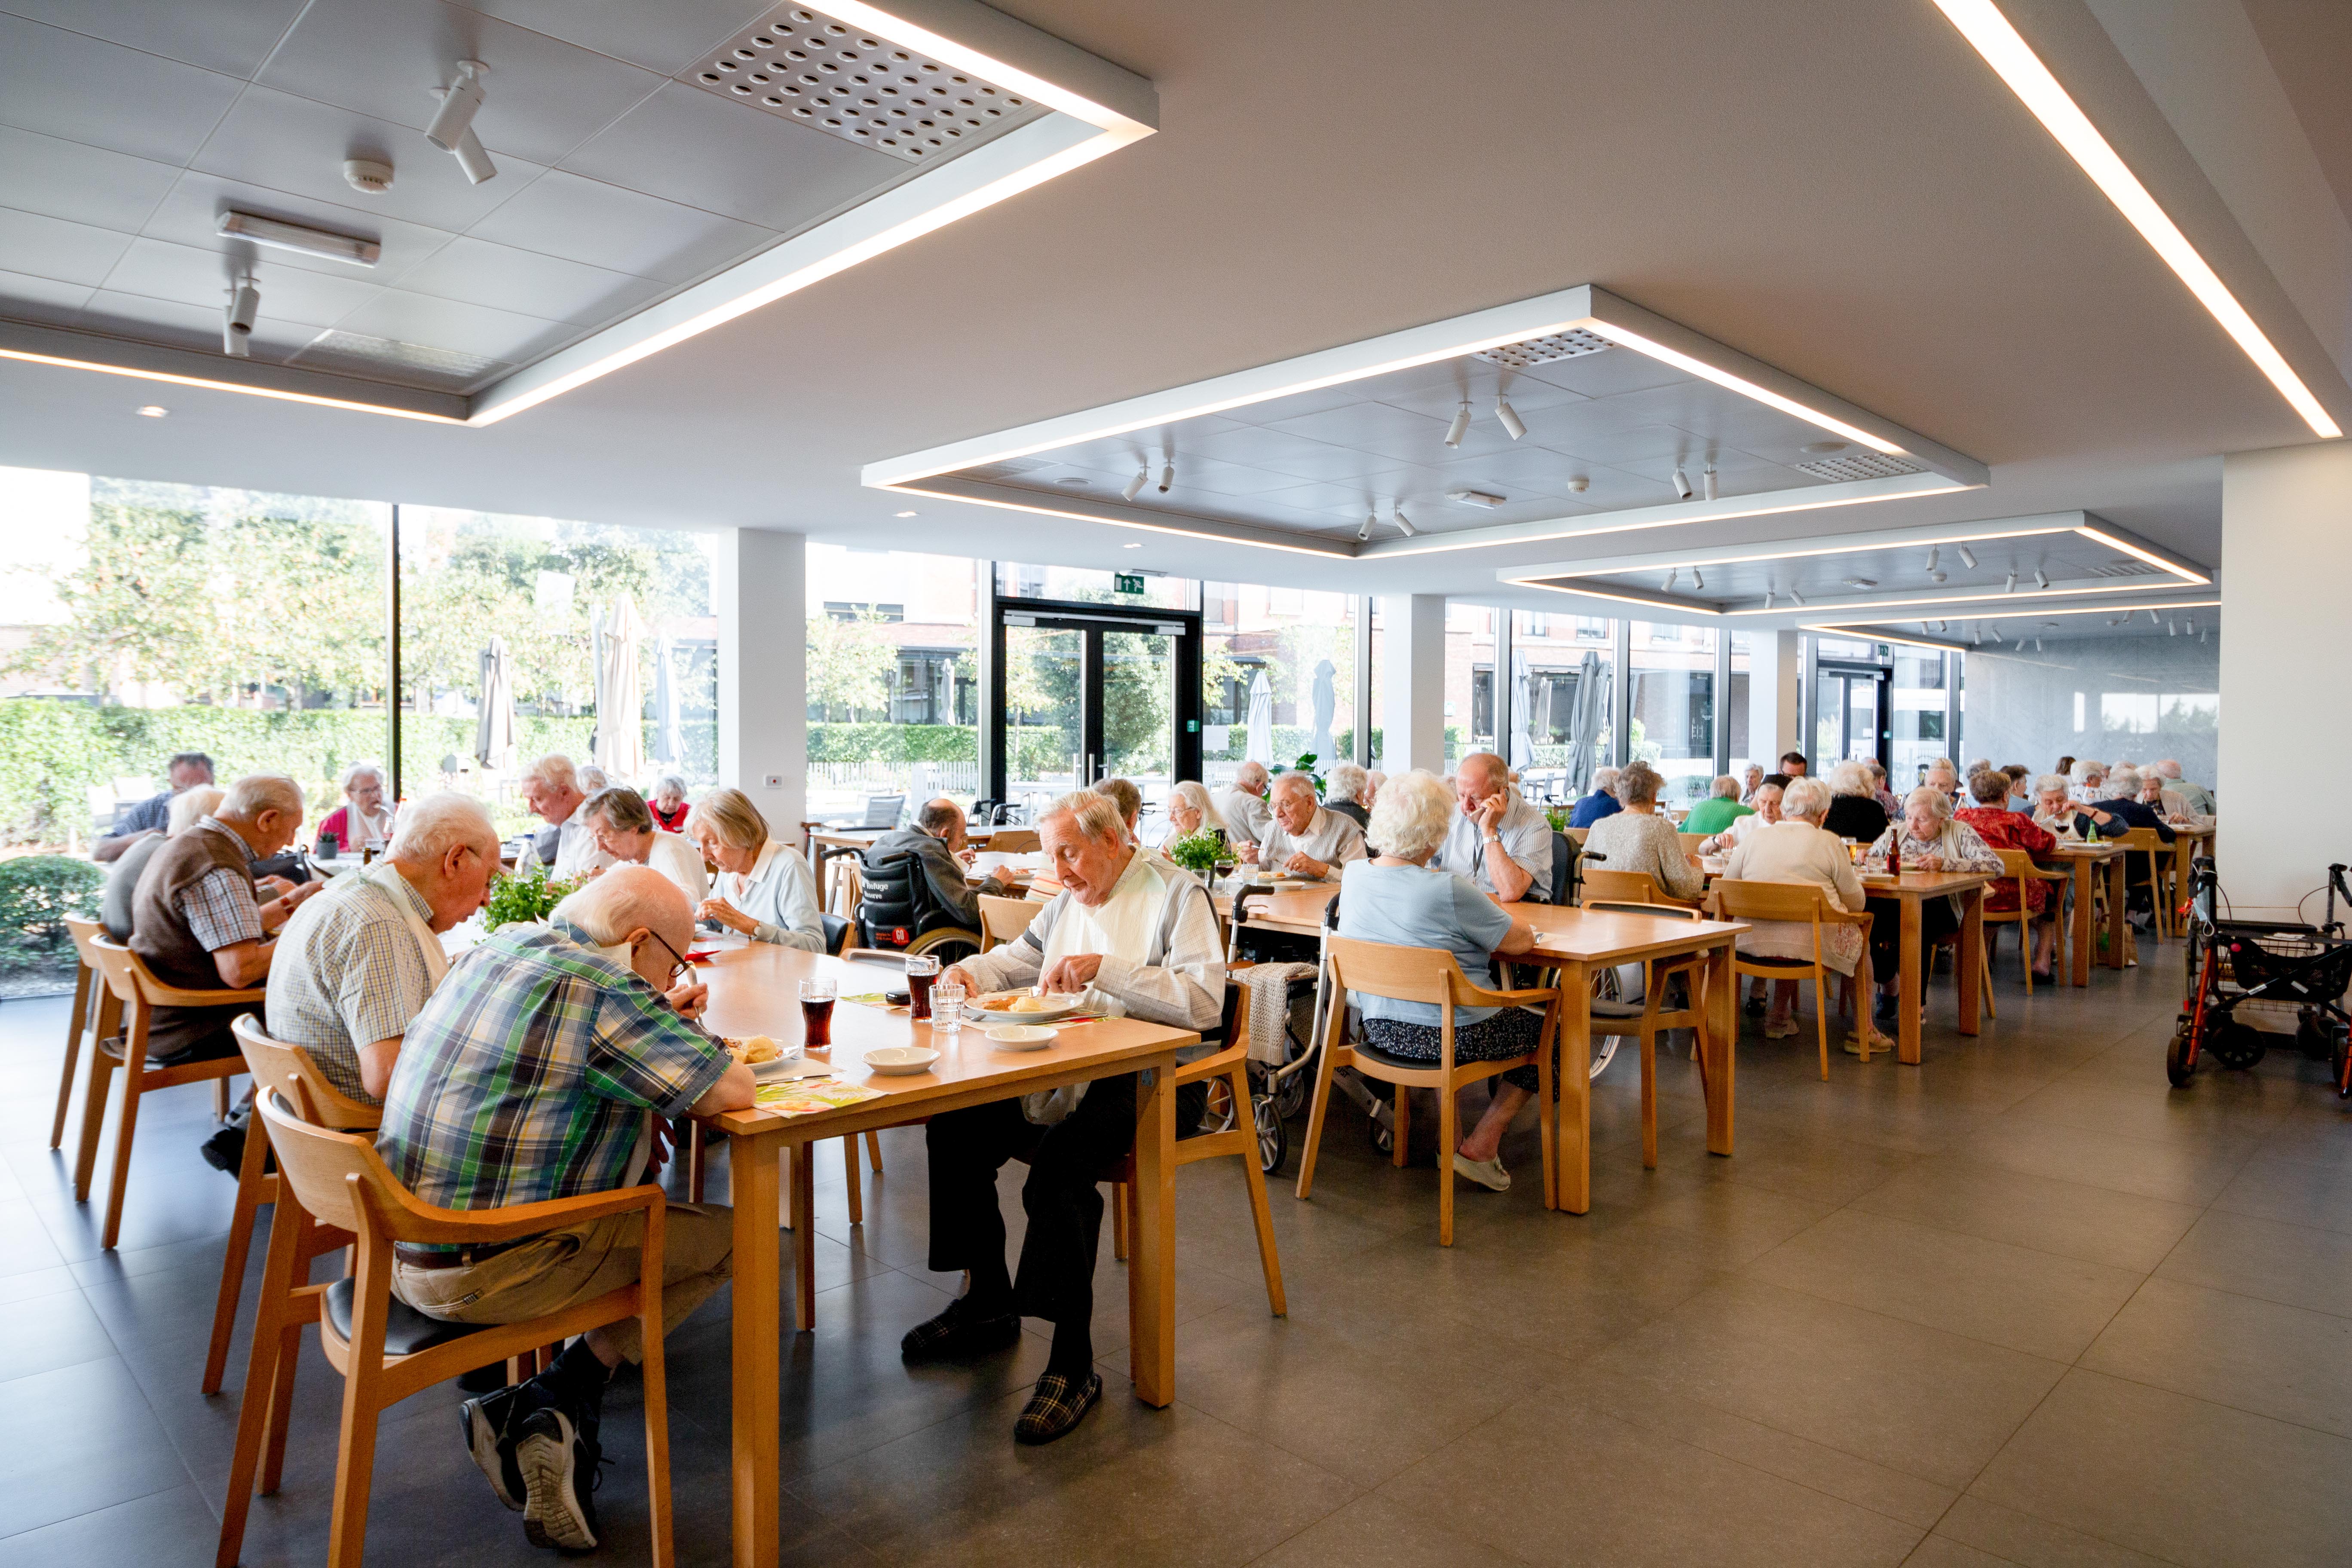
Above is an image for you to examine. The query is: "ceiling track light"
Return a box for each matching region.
[1972,626,1984,646]
[1786,587,1804,606]
[2185,617,2196,634]
[223,275,259,358]
[1121,468,1147,502]
[1987,622,2002,643]
[1934,619,1948,632]
[2004,570,2018,593]
[2166,619,2177,636]
[427,60,496,185]
[1663,567,1678,592]
[2033,567,2049,590]
[1764,591,1775,610]
[2202,628,2210,644]
[1493,394,1525,441]
[1690,568,1703,591]
[2147,608,2162,624]
[1391,505,1415,537]
[1956,545,1978,569]
[1702,463,1718,502]
[1158,462,1174,493]
[1925,545,1939,572]
[1357,512,1374,542]
[216,211,380,267]
[1671,466,1694,501]
[2034,637,2044,652]
[1443,401,1471,448]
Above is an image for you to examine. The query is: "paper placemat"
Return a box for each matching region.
[753,1078,886,1117]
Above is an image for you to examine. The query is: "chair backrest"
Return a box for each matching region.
[1991,847,2040,897]
[231,1013,381,1132]
[254,1088,392,1239]
[64,914,105,972]
[86,934,143,1008]
[1326,935,1476,1010]
[858,793,904,828]
[1677,832,1711,857]
[1706,878,1832,924]
[978,893,1035,951]
[987,827,1041,852]
[1585,900,1700,921]
[1549,830,1574,906]
[2115,826,2164,854]
[1582,867,1666,905]
[820,911,852,956]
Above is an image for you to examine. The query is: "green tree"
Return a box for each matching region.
[6,494,217,699]
[805,608,894,720]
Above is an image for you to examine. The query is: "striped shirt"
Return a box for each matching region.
[373,918,730,1243]
[181,816,266,950]
[264,867,438,1104]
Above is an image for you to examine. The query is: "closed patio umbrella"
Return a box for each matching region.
[1244,668,1274,767]
[595,597,648,782]
[1508,649,1534,771]
[1565,650,1608,795]
[475,636,518,774]
[651,631,683,766]
[1308,658,1336,762]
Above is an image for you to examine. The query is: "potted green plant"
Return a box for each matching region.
[482,862,582,932]
[1165,827,1229,878]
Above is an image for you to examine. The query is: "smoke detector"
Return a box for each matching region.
[343,158,395,195]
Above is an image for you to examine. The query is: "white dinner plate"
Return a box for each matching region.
[751,1055,826,1081]
[862,1045,940,1075]
[967,991,1085,1021]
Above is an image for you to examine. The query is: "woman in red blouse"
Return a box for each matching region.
[648,773,691,833]
[1957,769,2059,981]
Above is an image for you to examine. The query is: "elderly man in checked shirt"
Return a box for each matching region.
[372,867,754,1553]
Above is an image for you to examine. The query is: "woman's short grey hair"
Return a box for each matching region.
[341,760,386,794]
[1167,781,1225,837]
[2034,773,2070,796]
[686,787,769,851]
[576,765,609,795]
[2107,765,2142,797]
[1367,769,1453,863]
[387,793,500,865]
[167,786,224,836]
[1589,766,1620,796]
[1042,790,1127,842]
[1710,775,1740,800]
[1614,760,1662,806]
[555,864,689,946]
[221,773,303,821]
[583,785,654,836]
[652,773,689,803]
[1326,761,1369,803]
[1780,776,1833,822]
[1828,760,1871,797]
[2072,759,2104,784]
[1904,785,1955,822]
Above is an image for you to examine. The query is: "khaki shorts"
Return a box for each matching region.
[392,1200,733,1364]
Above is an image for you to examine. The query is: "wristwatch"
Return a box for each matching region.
[1483,832,1503,845]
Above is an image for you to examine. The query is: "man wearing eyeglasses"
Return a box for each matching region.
[372,866,753,1553]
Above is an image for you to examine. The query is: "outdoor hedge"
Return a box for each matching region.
[0,853,102,957]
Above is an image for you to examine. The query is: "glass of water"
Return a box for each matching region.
[931,980,966,1035]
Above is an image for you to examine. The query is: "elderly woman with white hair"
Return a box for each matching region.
[2068,759,2107,805]
[1141,780,1226,849]
[1720,775,1887,1051]
[1581,761,1703,902]
[1323,760,1372,830]
[1823,760,1892,843]
[1863,785,2002,1021]
[1569,765,1623,829]
[685,787,825,949]
[648,772,692,832]
[1338,769,1540,1193]
[314,760,393,857]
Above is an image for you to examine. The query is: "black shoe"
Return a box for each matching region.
[200,1123,246,1175]
[460,1383,533,1513]
[515,1396,603,1552]
[900,1295,1021,1363]
[458,1361,510,1394]
[1013,1370,1102,1445]
[1874,994,1897,1023]
[1743,995,1767,1017]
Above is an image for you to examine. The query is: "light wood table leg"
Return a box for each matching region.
[1128,1059,1176,1407]
[790,1142,816,1333]
[1957,887,1983,1036]
[2068,859,2095,987]
[1704,940,1736,1155]
[2106,858,2129,969]
[1555,960,1592,1214]
[729,1136,780,1568]
[1898,895,1923,1066]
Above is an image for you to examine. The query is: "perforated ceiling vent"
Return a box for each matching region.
[2083,560,2159,577]
[1477,329,1613,370]
[1794,453,1925,482]
[290,331,505,390]
[686,6,1047,163]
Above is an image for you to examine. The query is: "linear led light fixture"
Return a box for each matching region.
[1805,596,2221,649]
[0,318,466,423]
[1934,0,2340,438]
[216,211,380,267]
[864,283,1985,555]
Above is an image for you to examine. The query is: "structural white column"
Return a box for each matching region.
[717,527,807,836]
[1379,594,1447,773]
[2219,442,2350,919]
[1746,628,1801,766]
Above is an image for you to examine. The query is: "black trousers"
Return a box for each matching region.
[1865,895,1960,981]
[925,1072,1138,1326]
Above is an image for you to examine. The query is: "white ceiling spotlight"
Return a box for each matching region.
[1956,545,1978,569]
[1158,461,1174,493]
[2166,619,2177,636]
[217,211,380,267]
[1786,587,1804,606]
[1663,568,1679,591]
[1493,394,1526,441]
[2034,637,2044,652]
[1357,512,1375,542]
[2185,617,2196,634]
[1443,401,1471,449]
[426,60,496,185]
[2004,569,2018,593]
[2033,567,2049,590]
[1446,488,1506,508]
[1121,468,1146,502]
[222,275,259,358]
[1987,622,2002,643]
[1672,466,1694,501]
[1763,591,1775,610]
[1390,505,1416,537]
[2147,608,2162,624]
[2202,628,2210,644]
[1702,463,1718,502]
[1690,568,1703,591]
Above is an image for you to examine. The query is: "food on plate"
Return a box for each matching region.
[979,994,1021,1012]
[1011,995,1051,1013]
[727,1034,783,1064]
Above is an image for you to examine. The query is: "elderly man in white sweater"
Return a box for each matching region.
[916,791,1224,1447]
[1239,771,1367,881]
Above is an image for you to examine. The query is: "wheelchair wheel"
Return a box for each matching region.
[1254,1091,1286,1175]
[1202,1076,1240,1135]
[2166,1019,2197,1088]
[2296,1010,2339,1062]
[2209,1019,2266,1071]
[1274,1061,1310,1120]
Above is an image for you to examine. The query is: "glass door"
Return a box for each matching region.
[1813,665,1891,772]
[996,605,1197,816]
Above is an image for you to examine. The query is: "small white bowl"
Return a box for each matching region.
[985,1024,1057,1051]
[861,1045,940,1075]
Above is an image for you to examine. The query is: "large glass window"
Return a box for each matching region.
[1726,630,1756,778]
[807,546,980,820]
[1444,603,1496,764]
[1629,620,1718,806]
[998,562,1199,612]
[1201,584,1355,793]
[1890,647,1949,789]
[1510,609,1615,799]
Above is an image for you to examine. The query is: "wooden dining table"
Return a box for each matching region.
[2043,842,2128,987]
[693,943,1195,1568]
[1858,869,1997,1065]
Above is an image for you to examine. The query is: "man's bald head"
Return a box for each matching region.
[1234,762,1269,796]
[1459,752,1508,790]
[557,864,693,956]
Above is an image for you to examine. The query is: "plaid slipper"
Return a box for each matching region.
[1013,1370,1102,1445]
[900,1297,1021,1363]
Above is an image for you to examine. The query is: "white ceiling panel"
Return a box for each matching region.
[1515,346,1690,400]
[256,0,667,169]
[190,85,546,233]
[462,168,769,282]
[0,0,308,78]
[1266,401,1498,466]
[1180,423,1346,472]
[1608,448,1797,487]
[557,80,902,232]
[0,207,137,288]
[391,235,664,326]
[456,0,769,76]
[332,288,571,362]
[1216,381,1381,426]
[1379,375,1591,423]
[1419,444,1623,501]
[0,266,93,322]
[78,287,318,357]
[100,236,380,328]
[0,14,243,163]
[1152,454,1332,499]
[139,172,459,285]
[1531,420,1709,467]
[0,125,180,234]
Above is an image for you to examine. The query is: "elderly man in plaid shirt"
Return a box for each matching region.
[373,866,754,1552]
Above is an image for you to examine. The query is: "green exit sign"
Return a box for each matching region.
[1115,572,1145,594]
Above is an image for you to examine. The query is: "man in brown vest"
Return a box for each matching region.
[129,772,318,1066]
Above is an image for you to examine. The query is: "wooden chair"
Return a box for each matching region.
[1295,938,1560,1245]
[1578,867,1701,911]
[2116,827,2174,940]
[978,893,1037,952]
[55,916,118,1151]
[1580,901,1712,1169]
[1705,881,1875,1077]
[985,827,1041,853]
[1676,831,1712,860]
[215,1015,385,1568]
[246,1086,677,1568]
[1989,849,2069,994]
[80,936,260,1250]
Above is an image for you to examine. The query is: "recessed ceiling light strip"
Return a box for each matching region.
[0,319,466,423]
[1933,0,2340,438]
[888,478,1354,557]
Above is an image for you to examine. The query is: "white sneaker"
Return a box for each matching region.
[1763,1017,1800,1039]
[1452,1152,1511,1192]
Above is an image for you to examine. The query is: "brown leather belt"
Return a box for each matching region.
[393,1239,525,1271]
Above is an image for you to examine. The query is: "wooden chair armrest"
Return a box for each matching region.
[1822,908,1875,927]
[373,1178,665,1245]
[1173,1040,1249,1083]
[1462,983,1560,1009]
[143,980,269,1008]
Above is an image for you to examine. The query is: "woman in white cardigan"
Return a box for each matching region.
[1719,775,1889,1054]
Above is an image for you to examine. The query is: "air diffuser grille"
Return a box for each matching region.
[290,331,505,390]
[1478,329,1612,370]
[686,6,1046,163]
[1794,453,1925,482]
[2082,560,2159,577]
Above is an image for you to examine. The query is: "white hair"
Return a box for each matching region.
[2107,765,2142,797]
[1710,775,1740,800]
[1233,761,1269,792]
[1828,760,1872,797]
[386,792,499,867]
[2155,760,2184,780]
[522,753,578,792]
[1271,771,1319,801]
[653,772,689,802]
[221,773,303,821]
[2034,773,2070,796]
[1167,781,1225,836]
[341,760,386,794]
[1367,769,1453,862]
[1041,790,1126,842]
[554,864,690,946]
[1589,766,1620,795]
[168,785,224,836]
[1326,761,1369,803]
[576,764,609,794]
[1781,776,1833,821]
[2073,759,2105,784]
[1904,785,1954,822]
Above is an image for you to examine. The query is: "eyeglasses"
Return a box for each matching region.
[641,927,691,985]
